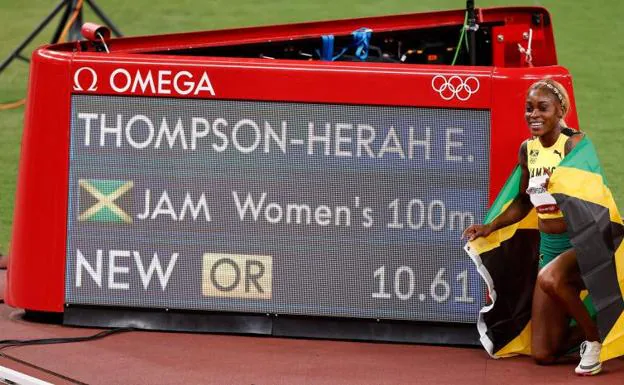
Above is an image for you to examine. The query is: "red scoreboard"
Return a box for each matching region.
[7,6,579,344]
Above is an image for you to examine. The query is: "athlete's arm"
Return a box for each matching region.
[463,141,533,240]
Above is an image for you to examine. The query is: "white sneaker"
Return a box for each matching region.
[575,341,602,375]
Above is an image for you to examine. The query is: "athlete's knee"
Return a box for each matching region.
[536,267,564,296]
[532,335,559,365]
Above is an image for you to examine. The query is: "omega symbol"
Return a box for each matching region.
[73,67,98,92]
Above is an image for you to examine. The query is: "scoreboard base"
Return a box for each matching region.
[62,306,479,346]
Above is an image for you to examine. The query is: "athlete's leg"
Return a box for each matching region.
[537,248,599,342]
[531,277,569,364]
[561,324,585,354]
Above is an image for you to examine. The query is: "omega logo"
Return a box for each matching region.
[73,67,98,92]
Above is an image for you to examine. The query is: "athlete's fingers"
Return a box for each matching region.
[462,225,476,240]
[469,229,482,241]
[463,224,486,240]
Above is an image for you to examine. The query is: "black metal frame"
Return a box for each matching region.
[0,0,122,75]
[60,306,480,346]
[466,0,478,66]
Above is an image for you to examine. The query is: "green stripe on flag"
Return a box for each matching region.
[483,166,522,224]
[89,179,129,196]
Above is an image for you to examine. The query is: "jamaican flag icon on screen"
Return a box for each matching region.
[464,136,624,362]
[78,179,134,224]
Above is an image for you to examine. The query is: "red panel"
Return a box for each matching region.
[7,49,73,312]
[6,6,577,313]
[71,54,492,107]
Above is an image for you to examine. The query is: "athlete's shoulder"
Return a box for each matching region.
[522,137,539,154]
[562,126,583,137]
[563,127,585,154]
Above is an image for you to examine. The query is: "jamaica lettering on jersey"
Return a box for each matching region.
[529,166,556,178]
[526,130,571,219]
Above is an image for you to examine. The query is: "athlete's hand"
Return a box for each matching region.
[542,167,552,189]
[462,223,493,241]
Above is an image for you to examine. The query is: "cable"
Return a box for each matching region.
[451,12,468,66]
[0,98,25,111]
[0,325,133,383]
[0,327,135,351]
[517,28,533,66]
[0,0,84,111]
[57,0,84,44]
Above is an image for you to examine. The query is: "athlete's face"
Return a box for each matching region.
[525,88,562,137]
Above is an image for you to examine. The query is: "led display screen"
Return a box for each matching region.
[65,95,490,323]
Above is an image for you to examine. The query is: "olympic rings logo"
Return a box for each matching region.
[431,75,480,101]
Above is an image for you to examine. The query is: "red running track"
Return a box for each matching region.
[1,270,623,384]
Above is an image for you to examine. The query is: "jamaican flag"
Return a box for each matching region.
[465,136,624,361]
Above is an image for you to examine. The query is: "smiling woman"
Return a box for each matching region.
[526,79,570,136]
[463,78,624,376]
